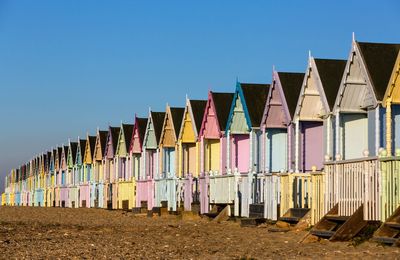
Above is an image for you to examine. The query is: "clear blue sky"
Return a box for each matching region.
[1,1,400,192]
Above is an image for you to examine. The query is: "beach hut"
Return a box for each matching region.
[34,153,45,207]
[104,126,120,209]
[66,141,78,208]
[259,70,305,220]
[282,57,346,225]
[82,134,96,207]
[177,98,207,211]
[54,147,62,207]
[93,129,108,208]
[198,91,234,214]
[373,51,400,244]
[130,116,148,210]
[311,39,400,241]
[156,105,184,211]
[59,145,70,207]
[75,138,89,208]
[115,123,135,210]
[138,111,165,211]
[44,150,52,207]
[225,82,269,217]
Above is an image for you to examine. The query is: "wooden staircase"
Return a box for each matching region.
[240,204,267,227]
[268,208,310,232]
[373,206,400,246]
[308,204,367,241]
[279,208,310,225]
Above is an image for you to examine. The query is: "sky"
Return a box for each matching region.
[1,0,400,192]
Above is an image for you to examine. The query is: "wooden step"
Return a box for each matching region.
[372,236,398,245]
[310,230,335,239]
[385,222,400,229]
[279,216,300,224]
[325,215,349,222]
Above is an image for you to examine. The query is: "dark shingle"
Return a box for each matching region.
[87,136,96,159]
[69,143,77,164]
[137,118,148,145]
[79,139,87,162]
[99,130,108,155]
[151,112,166,144]
[314,59,346,110]
[170,107,185,138]
[240,83,270,127]
[357,41,400,101]
[189,100,207,133]
[122,124,134,151]
[278,73,305,118]
[110,127,121,152]
[212,92,234,131]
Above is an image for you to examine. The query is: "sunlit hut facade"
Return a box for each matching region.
[177,98,207,211]
[156,105,184,211]
[66,141,78,208]
[137,110,165,211]
[92,129,108,208]
[129,115,148,209]
[198,91,234,214]
[130,115,150,210]
[82,134,97,208]
[115,123,135,210]
[381,51,400,219]
[225,82,269,217]
[289,56,346,225]
[259,70,304,220]
[104,126,120,209]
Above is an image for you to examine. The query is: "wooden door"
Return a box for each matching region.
[300,122,323,171]
[266,129,287,173]
[342,113,368,160]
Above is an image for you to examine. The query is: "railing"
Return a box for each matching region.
[324,156,380,221]
[379,155,400,221]
[280,173,312,217]
[263,174,280,220]
[209,172,238,205]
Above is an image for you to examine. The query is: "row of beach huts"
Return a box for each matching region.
[2,37,400,244]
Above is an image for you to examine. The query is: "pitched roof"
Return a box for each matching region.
[151,112,166,144]
[314,59,346,110]
[110,127,121,152]
[122,124,134,149]
[170,107,185,138]
[211,92,234,131]
[137,118,148,144]
[189,100,207,133]
[79,139,87,161]
[57,147,62,163]
[278,72,305,118]
[357,41,400,100]
[87,136,96,158]
[240,83,270,127]
[69,143,77,164]
[98,130,108,155]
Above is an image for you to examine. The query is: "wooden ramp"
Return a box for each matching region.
[373,206,400,246]
[268,208,310,232]
[308,204,367,241]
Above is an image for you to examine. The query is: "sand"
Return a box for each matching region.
[0,206,399,259]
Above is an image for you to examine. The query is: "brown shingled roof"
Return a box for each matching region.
[240,83,270,127]
[189,100,207,133]
[357,41,400,101]
[278,73,305,118]
[211,92,234,131]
